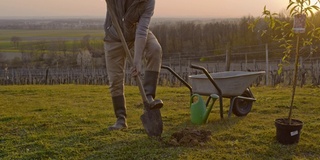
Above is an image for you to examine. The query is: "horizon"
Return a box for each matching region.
[0,15,248,20]
[0,0,292,19]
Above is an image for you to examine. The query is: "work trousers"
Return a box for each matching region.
[104,31,162,97]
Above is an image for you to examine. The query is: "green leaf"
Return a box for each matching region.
[287,1,295,10]
[309,9,314,17]
[261,30,267,36]
[278,66,283,75]
[311,5,320,11]
[290,5,299,15]
[306,0,311,5]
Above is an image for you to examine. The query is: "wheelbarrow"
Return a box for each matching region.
[161,64,265,121]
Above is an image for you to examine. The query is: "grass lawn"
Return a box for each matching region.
[0,85,320,159]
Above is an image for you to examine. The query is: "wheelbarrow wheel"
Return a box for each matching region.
[232,89,253,116]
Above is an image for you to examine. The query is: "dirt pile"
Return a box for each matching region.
[168,128,212,146]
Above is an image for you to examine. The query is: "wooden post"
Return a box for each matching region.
[265,43,269,86]
[245,53,248,70]
[310,45,313,64]
[225,47,231,71]
[179,52,182,75]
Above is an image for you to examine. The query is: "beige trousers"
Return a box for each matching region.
[104,31,162,97]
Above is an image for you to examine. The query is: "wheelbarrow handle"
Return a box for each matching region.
[190,64,224,119]
[161,65,192,95]
[190,64,206,70]
[190,64,222,96]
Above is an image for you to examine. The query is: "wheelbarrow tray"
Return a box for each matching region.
[189,71,265,97]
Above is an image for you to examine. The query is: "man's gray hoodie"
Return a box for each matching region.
[104,0,155,43]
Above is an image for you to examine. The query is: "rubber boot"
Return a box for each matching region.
[144,71,163,109]
[108,95,128,131]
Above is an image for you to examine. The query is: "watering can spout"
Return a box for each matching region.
[203,94,219,122]
[190,94,219,125]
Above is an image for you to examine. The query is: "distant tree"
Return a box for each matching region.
[0,42,4,61]
[10,57,23,68]
[57,40,68,68]
[77,49,92,69]
[203,23,215,52]
[81,35,91,50]
[89,37,104,52]
[152,24,168,55]
[192,24,202,53]
[237,16,258,46]
[0,53,4,64]
[19,43,33,68]
[66,51,78,68]
[11,36,22,48]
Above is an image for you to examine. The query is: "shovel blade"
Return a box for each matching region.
[140,105,163,137]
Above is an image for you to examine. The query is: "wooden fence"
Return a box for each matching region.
[1,61,320,87]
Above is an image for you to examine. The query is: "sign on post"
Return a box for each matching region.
[293,14,306,34]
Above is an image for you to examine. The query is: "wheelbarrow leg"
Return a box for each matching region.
[207,95,223,119]
[208,95,223,119]
[219,95,223,119]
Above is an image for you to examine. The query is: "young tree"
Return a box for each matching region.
[250,0,320,124]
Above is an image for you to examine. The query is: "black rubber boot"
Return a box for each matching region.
[144,71,163,109]
[108,95,128,131]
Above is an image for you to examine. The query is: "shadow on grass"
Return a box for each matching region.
[83,115,244,159]
[84,128,183,160]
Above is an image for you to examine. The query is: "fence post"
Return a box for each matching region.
[225,47,231,71]
[245,53,248,70]
[179,52,182,75]
[265,43,269,86]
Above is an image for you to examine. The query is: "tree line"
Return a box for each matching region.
[1,12,320,86]
[151,13,320,61]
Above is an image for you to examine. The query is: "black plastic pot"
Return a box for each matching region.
[275,118,303,145]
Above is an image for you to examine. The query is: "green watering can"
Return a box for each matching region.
[190,94,219,125]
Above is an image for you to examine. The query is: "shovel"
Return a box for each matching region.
[106,1,163,137]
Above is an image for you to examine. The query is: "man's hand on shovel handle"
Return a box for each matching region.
[131,37,145,77]
[131,60,142,77]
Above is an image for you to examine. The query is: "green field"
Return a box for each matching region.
[0,29,104,41]
[0,29,104,52]
[0,85,320,159]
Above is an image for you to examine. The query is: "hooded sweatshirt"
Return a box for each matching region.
[104,0,155,43]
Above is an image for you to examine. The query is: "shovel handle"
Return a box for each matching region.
[106,1,148,104]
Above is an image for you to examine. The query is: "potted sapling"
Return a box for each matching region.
[250,0,320,145]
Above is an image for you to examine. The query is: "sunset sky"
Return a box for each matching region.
[0,0,318,19]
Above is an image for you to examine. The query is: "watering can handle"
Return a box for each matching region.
[190,94,202,106]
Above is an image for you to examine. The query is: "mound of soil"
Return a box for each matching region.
[168,128,212,146]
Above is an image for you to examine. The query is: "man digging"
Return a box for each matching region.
[103,0,163,135]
